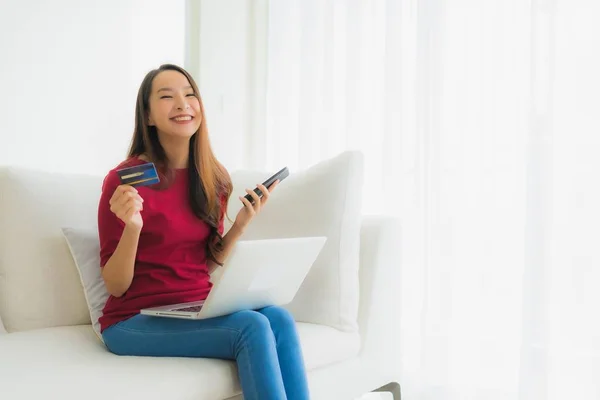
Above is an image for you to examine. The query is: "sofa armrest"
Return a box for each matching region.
[357,215,402,373]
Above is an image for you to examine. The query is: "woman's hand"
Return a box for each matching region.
[109,185,144,230]
[209,181,279,271]
[234,181,279,232]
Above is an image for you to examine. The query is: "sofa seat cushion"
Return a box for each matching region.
[0,323,360,399]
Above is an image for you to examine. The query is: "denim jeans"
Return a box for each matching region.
[102,306,310,400]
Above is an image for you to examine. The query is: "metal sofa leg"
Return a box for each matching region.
[373,381,401,400]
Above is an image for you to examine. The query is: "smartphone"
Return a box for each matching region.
[244,167,289,204]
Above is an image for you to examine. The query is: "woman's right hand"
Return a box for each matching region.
[109,185,144,229]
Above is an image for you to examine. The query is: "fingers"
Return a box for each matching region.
[118,192,143,210]
[246,188,261,211]
[111,195,142,215]
[239,181,279,213]
[114,198,143,219]
[269,180,280,191]
[122,205,141,222]
[258,184,270,204]
[115,187,143,206]
[110,185,144,217]
[110,185,138,206]
[239,195,256,216]
[114,184,138,197]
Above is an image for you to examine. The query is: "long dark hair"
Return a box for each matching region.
[127,64,232,265]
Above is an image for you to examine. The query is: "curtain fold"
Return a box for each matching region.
[260,0,600,398]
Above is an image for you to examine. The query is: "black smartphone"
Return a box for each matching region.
[243,167,289,204]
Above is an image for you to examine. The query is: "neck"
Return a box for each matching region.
[158,134,190,169]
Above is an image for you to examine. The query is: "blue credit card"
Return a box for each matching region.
[116,162,160,187]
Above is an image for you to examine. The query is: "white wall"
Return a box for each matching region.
[188,0,268,171]
[0,0,186,175]
[0,0,268,175]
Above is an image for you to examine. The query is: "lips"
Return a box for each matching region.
[169,114,195,124]
[170,115,193,122]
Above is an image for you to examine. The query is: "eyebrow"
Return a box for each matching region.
[157,86,193,93]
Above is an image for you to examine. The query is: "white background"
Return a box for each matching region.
[2,1,600,399]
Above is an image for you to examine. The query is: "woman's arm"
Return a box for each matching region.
[207,222,244,273]
[98,177,145,298]
[207,181,279,273]
[102,224,142,297]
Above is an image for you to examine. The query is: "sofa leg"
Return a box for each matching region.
[373,381,401,400]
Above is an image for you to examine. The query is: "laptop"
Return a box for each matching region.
[140,236,327,320]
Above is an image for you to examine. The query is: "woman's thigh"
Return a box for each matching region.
[102,310,271,359]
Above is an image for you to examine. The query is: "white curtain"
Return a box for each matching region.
[260,0,600,399]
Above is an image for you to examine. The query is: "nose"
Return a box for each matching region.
[175,95,190,110]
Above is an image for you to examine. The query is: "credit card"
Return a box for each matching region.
[116,162,160,187]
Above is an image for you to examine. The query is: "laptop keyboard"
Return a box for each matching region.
[173,305,203,312]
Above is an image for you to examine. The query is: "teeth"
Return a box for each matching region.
[173,116,192,121]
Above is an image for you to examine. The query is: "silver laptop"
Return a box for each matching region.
[140,236,327,320]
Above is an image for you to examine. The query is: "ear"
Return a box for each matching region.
[147,113,155,126]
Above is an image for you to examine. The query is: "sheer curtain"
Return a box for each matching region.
[258,0,600,399]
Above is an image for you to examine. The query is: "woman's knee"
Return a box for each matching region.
[258,306,296,329]
[233,310,273,337]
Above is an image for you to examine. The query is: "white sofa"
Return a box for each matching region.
[0,163,402,400]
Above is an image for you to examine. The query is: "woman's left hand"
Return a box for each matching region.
[234,181,279,231]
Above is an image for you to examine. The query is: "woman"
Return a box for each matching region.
[98,64,309,400]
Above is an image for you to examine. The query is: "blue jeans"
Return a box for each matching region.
[102,306,309,400]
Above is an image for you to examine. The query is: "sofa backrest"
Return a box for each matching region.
[0,167,102,332]
[225,152,363,332]
[0,152,364,333]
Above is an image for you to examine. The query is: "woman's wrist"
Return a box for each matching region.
[227,222,246,241]
[210,222,245,269]
[124,223,142,237]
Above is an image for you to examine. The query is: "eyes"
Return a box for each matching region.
[159,93,197,100]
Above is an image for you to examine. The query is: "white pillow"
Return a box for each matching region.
[61,227,108,341]
[227,151,364,332]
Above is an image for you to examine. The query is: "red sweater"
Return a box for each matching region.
[97,158,225,333]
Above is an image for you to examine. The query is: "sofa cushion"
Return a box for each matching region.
[0,167,102,332]
[61,227,108,340]
[227,151,364,332]
[0,323,360,400]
